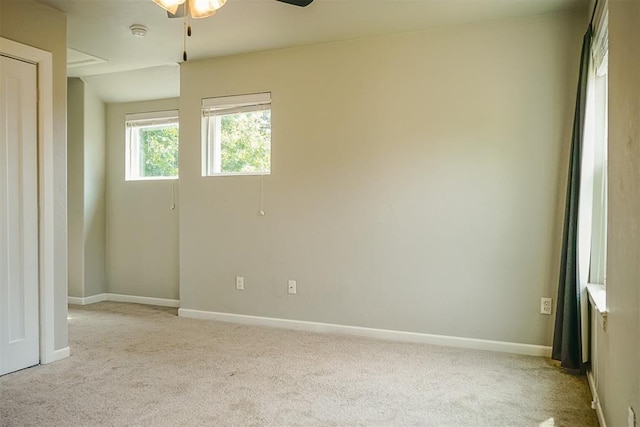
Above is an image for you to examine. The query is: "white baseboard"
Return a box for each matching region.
[178,309,552,357]
[67,296,83,305]
[68,294,107,305]
[44,346,70,364]
[106,293,180,307]
[587,370,607,427]
[68,293,179,308]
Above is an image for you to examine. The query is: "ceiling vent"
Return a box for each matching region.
[67,48,107,69]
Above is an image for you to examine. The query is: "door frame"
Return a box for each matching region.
[0,37,57,364]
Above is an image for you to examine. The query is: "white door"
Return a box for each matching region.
[0,55,39,376]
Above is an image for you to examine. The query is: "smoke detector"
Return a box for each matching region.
[130,24,148,37]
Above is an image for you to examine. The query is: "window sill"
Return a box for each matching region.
[126,176,179,182]
[204,172,270,178]
[586,283,608,330]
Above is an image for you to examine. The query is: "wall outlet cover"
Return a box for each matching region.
[541,297,552,315]
[236,276,244,290]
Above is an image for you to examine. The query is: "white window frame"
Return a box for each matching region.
[125,110,179,181]
[585,5,609,287]
[588,61,608,286]
[201,92,271,177]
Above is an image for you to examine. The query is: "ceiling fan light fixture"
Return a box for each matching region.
[151,0,312,62]
[189,0,226,18]
[152,0,186,15]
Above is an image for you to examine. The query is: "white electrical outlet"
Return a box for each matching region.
[541,297,552,315]
[288,280,296,295]
[236,276,244,290]
[629,406,636,427]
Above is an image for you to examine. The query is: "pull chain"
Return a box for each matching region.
[182,8,191,61]
[171,180,176,210]
[259,175,265,216]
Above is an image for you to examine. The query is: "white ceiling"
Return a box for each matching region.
[35,0,587,103]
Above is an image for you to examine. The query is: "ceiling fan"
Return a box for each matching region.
[154,0,314,19]
[152,0,314,61]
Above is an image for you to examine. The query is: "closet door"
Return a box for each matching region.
[0,54,39,376]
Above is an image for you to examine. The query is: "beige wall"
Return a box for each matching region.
[105,99,180,300]
[178,11,583,345]
[0,0,68,350]
[68,79,85,297]
[593,0,640,425]
[83,82,107,296]
[67,78,107,298]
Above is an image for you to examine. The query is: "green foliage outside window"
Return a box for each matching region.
[140,124,179,177]
[220,110,271,173]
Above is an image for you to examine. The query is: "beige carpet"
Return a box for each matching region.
[1,302,598,426]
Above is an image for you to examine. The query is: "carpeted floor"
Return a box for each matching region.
[1,302,598,426]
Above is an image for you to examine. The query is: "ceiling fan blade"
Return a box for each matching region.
[167,4,186,18]
[275,0,314,7]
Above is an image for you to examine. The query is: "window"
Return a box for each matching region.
[581,5,608,286]
[125,110,179,180]
[588,52,607,286]
[202,92,271,176]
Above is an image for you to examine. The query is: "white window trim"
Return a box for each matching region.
[201,92,271,177]
[202,92,270,108]
[125,110,178,122]
[588,1,609,287]
[125,110,179,181]
[592,3,608,76]
[579,3,609,362]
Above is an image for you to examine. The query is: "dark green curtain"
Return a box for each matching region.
[552,25,593,370]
